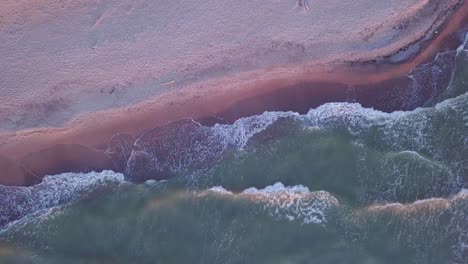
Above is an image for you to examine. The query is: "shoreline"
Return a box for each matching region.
[1,1,467,185]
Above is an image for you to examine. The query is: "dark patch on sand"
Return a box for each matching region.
[19,144,114,183]
[0,156,36,186]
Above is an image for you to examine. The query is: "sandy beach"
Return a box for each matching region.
[0,0,467,185]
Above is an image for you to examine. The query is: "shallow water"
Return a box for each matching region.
[0,36,467,264]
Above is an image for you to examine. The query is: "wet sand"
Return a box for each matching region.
[0,1,467,185]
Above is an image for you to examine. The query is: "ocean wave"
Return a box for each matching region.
[207,182,339,224]
[0,170,124,227]
[123,111,298,181]
[119,92,466,174]
[338,189,468,263]
[103,87,468,208]
[0,178,466,263]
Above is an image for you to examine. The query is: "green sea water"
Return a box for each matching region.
[0,37,467,264]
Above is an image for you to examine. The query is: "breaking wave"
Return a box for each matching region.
[207,182,339,224]
[0,171,124,226]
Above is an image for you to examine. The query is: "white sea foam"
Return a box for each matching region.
[208,182,339,224]
[212,111,299,149]
[458,188,468,196]
[0,170,124,226]
[208,186,233,194]
[242,182,311,194]
[456,33,468,54]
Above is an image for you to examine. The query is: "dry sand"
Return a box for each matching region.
[0,0,467,185]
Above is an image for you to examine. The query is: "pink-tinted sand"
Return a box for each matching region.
[0,0,467,185]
